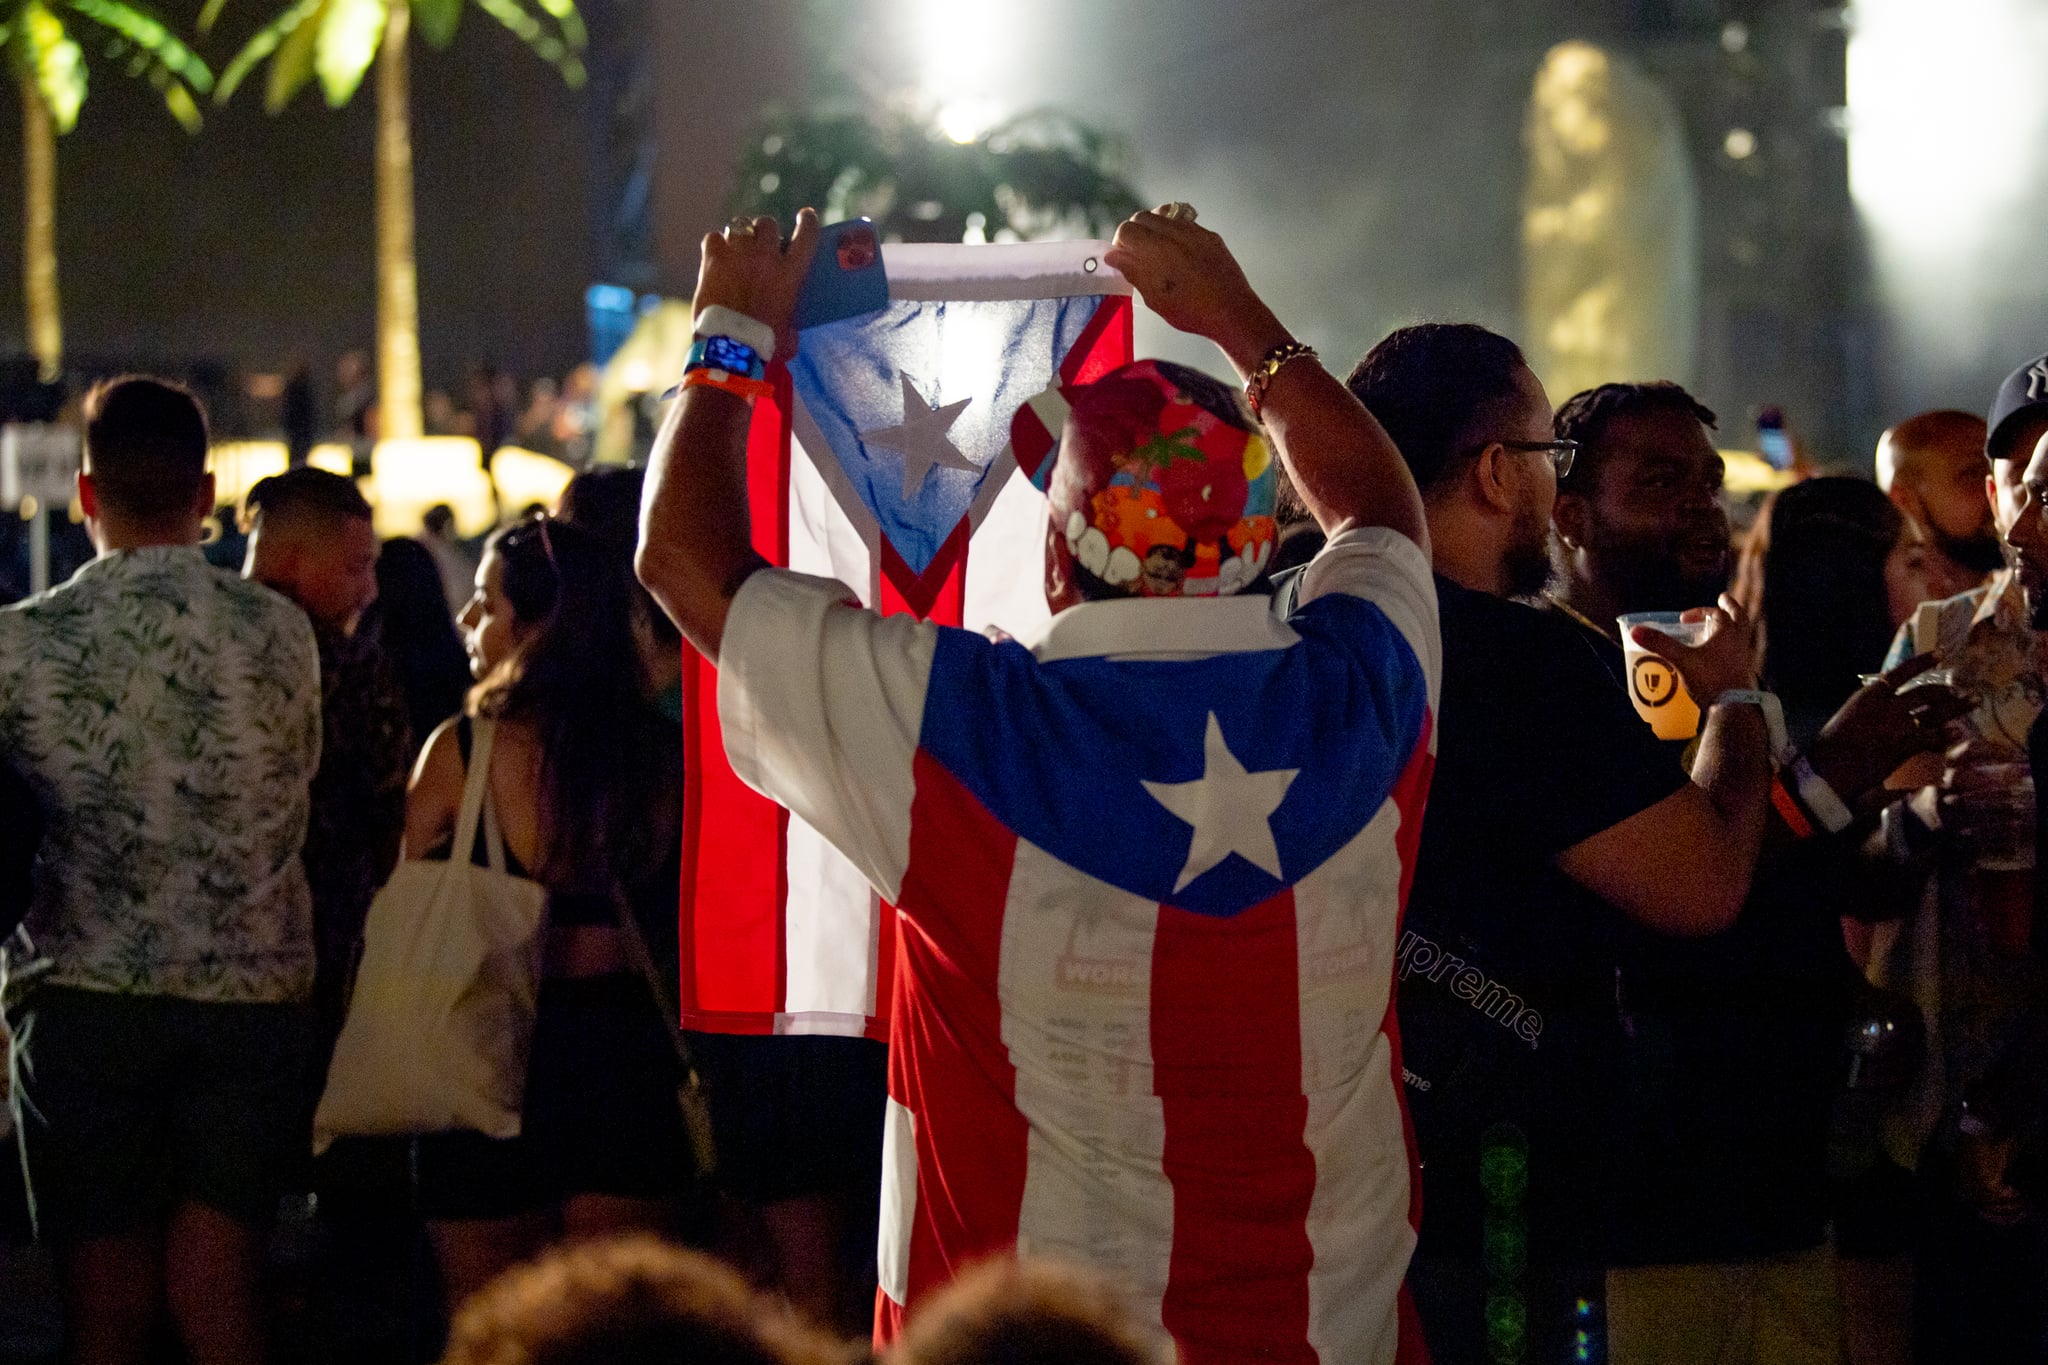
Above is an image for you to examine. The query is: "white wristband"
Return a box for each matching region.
[694,305,776,363]
[1791,752,1856,835]
[1711,688,1791,767]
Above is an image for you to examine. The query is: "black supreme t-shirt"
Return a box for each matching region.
[1400,578,1688,1269]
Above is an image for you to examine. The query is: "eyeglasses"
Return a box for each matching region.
[1496,438,1578,479]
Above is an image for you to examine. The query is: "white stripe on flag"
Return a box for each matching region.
[884,240,1131,302]
[998,838,1174,1335]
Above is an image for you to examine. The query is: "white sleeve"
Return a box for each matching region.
[1294,526,1441,698]
[716,568,938,901]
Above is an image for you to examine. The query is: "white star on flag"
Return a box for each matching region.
[861,375,978,497]
[1142,712,1300,893]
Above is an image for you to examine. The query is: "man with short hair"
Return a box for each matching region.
[0,376,321,1365]
[1339,332,1777,1365]
[641,206,1437,1360]
[1546,380,1733,630]
[1876,356,2048,1362]
[242,467,409,1053]
[1877,409,1999,602]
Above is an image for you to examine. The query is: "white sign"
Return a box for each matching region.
[1,423,81,510]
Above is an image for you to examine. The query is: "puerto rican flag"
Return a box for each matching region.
[713,528,1441,1358]
[678,242,1134,1039]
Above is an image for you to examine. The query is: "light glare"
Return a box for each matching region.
[1849,0,2048,358]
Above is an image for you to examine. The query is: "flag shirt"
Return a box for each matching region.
[718,525,1441,1363]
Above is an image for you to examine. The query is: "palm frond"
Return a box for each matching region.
[65,0,213,93]
[471,0,582,87]
[263,0,325,110]
[310,0,380,106]
[159,70,201,129]
[20,2,86,133]
[411,0,461,49]
[524,0,583,51]
[213,0,320,104]
[196,0,227,32]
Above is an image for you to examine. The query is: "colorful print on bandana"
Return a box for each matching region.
[1046,359,1278,597]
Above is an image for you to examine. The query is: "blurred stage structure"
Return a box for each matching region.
[1524,1,1867,461]
[592,0,1868,466]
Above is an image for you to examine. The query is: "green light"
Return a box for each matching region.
[1482,1217,1528,1280]
[1479,1122,1530,1205]
[1486,1290,1527,1363]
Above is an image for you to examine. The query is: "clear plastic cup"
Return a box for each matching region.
[1618,611,1712,741]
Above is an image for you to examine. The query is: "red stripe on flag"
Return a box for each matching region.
[875,752,1026,1341]
[1063,294,1135,386]
[1153,891,1318,1365]
[879,521,968,625]
[677,370,795,1027]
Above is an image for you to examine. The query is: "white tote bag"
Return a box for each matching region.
[313,718,549,1153]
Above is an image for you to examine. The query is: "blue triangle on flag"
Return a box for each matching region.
[786,296,1102,576]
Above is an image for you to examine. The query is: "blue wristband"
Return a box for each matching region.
[685,335,765,382]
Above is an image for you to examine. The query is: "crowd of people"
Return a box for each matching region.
[0,202,2042,1365]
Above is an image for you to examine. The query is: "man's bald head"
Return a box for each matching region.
[1876,409,1999,590]
[1877,410,1987,494]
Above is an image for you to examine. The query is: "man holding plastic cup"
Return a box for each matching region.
[1545,380,1970,1364]
[1330,326,1780,1365]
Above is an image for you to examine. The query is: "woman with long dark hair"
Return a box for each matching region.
[370,535,472,759]
[1735,476,1935,744]
[401,515,687,1308]
[1732,477,1941,1362]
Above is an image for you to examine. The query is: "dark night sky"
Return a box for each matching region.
[6,1,2048,452]
[0,0,593,403]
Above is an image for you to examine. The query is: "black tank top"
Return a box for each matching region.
[423,717,612,927]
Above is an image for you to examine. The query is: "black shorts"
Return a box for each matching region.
[685,1031,887,1205]
[415,974,692,1221]
[21,986,313,1240]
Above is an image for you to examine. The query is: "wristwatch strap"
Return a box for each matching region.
[693,305,776,363]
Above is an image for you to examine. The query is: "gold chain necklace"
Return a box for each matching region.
[1542,591,1620,646]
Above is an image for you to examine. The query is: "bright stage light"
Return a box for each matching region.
[915,0,1002,140]
[939,99,998,145]
[366,437,496,540]
[208,441,289,512]
[490,446,575,517]
[1848,0,2048,357]
[308,444,355,477]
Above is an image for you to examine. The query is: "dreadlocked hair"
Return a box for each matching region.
[1553,382,1718,492]
[469,516,679,892]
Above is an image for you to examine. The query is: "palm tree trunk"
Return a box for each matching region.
[374,1,423,440]
[21,78,61,384]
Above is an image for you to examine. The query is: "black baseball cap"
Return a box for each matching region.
[1987,351,2048,462]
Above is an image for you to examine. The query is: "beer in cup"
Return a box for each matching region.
[1618,611,1712,741]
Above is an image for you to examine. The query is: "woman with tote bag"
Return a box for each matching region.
[391,516,686,1310]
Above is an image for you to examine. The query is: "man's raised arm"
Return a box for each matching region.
[1103,207,1428,552]
[636,210,822,663]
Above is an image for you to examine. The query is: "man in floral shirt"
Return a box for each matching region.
[0,377,321,1365]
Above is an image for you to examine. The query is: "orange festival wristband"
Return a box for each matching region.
[681,368,774,403]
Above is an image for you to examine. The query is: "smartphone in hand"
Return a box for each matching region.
[794,218,889,331]
[1756,405,1793,471]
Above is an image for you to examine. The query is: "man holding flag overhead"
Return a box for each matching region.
[638,205,1439,1363]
